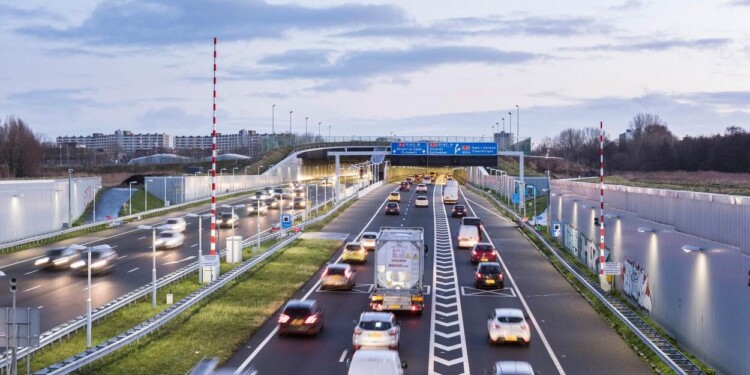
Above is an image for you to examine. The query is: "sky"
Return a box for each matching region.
[1,0,749,144]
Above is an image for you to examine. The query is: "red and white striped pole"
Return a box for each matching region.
[210,37,218,257]
[599,121,606,286]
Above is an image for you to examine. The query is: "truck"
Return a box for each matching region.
[370,227,425,315]
[442,185,459,204]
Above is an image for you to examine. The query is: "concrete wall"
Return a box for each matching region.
[0,177,102,244]
[550,180,750,375]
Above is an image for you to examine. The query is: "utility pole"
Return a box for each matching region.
[67,169,73,227]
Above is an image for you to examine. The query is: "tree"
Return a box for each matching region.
[0,117,44,177]
[628,113,666,138]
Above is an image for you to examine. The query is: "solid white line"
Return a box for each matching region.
[459,187,566,375]
[127,267,139,273]
[117,255,128,260]
[465,197,512,223]
[190,244,198,248]
[138,236,147,240]
[163,255,196,266]
[24,270,39,275]
[234,184,396,375]
[338,350,348,363]
[23,285,41,293]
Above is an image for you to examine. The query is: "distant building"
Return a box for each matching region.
[173,129,263,157]
[494,131,513,151]
[56,129,169,154]
[619,129,634,144]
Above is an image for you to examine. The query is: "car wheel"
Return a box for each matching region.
[499,283,505,289]
[474,281,479,288]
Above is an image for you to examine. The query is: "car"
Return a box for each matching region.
[415,184,427,193]
[293,197,307,209]
[475,262,505,289]
[35,245,84,270]
[342,242,368,263]
[279,196,294,209]
[157,217,187,232]
[264,197,280,209]
[471,243,498,264]
[273,188,284,198]
[247,201,268,216]
[422,176,432,185]
[263,186,274,194]
[320,263,356,290]
[388,192,401,202]
[451,204,467,218]
[70,245,118,275]
[219,212,240,228]
[154,230,185,249]
[457,224,480,249]
[353,312,400,350]
[360,232,378,250]
[321,178,333,186]
[251,191,268,201]
[293,186,306,197]
[462,216,484,239]
[487,308,530,345]
[347,349,407,375]
[270,222,281,233]
[405,177,413,184]
[384,202,400,215]
[399,182,409,191]
[277,299,325,336]
[486,361,536,375]
[415,196,429,208]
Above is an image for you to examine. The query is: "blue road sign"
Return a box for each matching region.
[390,142,428,155]
[281,213,292,229]
[512,193,520,204]
[426,142,497,155]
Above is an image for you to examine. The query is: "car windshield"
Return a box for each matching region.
[167,219,179,224]
[221,213,232,219]
[455,206,465,210]
[47,249,65,256]
[475,244,494,251]
[362,234,376,239]
[497,316,524,323]
[160,233,174,238]
[274,189,283,193]
[387,203,398,207]
[390,193,398,196]
[283,307,313,317]
[326,267,346,275]
[294,198,304,201]
[359,321,392,330]
[480,265,502,274]
[417,197,427,200]
[464,218,481,225]
[345,244,361,251]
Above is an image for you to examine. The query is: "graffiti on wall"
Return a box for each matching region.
[564,223,579,257]
[581,236,611,273]
[622,257,652,312]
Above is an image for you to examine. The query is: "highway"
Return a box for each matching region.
[225,179,649,374]
[0,183,336,333]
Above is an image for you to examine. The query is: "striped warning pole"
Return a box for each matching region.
[210,37,218,256]
[599,121,606,285]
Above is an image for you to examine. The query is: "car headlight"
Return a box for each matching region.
[91,260,108,268]
[35,257,50,265]
[71,260,86,269]
[53,257,70,265]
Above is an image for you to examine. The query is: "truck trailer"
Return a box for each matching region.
[370,227,425,315]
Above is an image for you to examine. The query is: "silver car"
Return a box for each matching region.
[154,230,185,249]
[247,201,268,216]
[157,217,187,232]
[487,308,531,345]
[359,232,378,250]
[320,263,355,290]
[486,361,536,375]
[353,312,400,350]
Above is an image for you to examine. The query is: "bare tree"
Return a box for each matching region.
[628,113,666,138]
[0,117,44,177]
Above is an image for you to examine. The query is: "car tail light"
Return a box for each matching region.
[475,272,481,279]
[305,315,318,324]
[498,274,504,279]
[354,327,363,335]
[410,305,419,311]
[278,314,290,323]
[388,328,398,336]
[471,249,478,256]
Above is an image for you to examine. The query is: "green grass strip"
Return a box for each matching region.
[119,189,165,216]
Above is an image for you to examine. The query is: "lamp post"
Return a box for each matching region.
[221,204,245,238]
[328,125,331,140]
[305,117,308,141]
[232,167,239,191]
[163,177,168,207]
[502,117,505,132]
[315,183,319,215]
[128,181,138,216]
[86,247,91,347]
[272,104,276,149]
[318,122,321,142]
[92,185,102,223]
[516,104,520,148]
[137,225,158,308]
[289,110,293,135]
[68,168,73,227]
[508,111,513,146]
[256,196,262,252]
[145,179,153,211]
[186,213,212,283]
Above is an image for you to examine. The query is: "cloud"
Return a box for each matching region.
[730,0,750,5]
[674,91,750,107]
[335,15,612,39]
[234,45,540,91]
[138,106,208,133]
[609,0,649,11]
[568,37,731,52]
[17,0,407,46]
[4,88,99,109]
[0,3,63,22]
[44,47,118,58]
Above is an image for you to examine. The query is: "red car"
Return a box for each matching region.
[471,243,498,264]
[278,299,325,336]
[399,182,410,191]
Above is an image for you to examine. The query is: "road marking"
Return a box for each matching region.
[38,306,43,309]
[338,350,348,363]
[23,285,41,293]
[234,184,395,375]
[127,267,139,273]
[138,236,147,240]
[163,255,196,266]
[24,270,39,275]
[190,244,198,248]
[83,284,98,291]
[459,187,566,375]
[465,197,512,223]
[117,255,128,260]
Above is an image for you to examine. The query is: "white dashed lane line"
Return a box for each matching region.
[24,270,39,275]
[127,267,139,273]
[23,285,41,293]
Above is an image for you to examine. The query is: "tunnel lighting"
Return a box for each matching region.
[681,245,704,253]
[12,193,24,198]
[604,214,619,219]
[637,227,655,233]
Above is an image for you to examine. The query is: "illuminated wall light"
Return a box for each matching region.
[12,193,24,198]
[637,227,655,233]
[681,245,704,253]
[604,214,619,219]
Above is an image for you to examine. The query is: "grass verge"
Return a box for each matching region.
[119,189,165,216]
[578,174,750,196]
[473,185,715,375]
[73,239,340,375]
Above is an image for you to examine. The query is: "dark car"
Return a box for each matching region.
[265,197,280,209]
[263,186,274,194]
[35,245,85,270]
[293,197,307,209]
[70,245,118,275]
[247,201,268,216]
[471,243,498,264]
[451,205,467,218]
[278,299,325,336]
[399,181,410,191]
[385,202,400,215]
[219,212,239,228]
[273,188,284,198]
[474,262,504,289]
[462,216,483,239]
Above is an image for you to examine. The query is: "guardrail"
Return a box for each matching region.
[35,191,357,374]
[0,183,290,253]
[0,193,340,370]
[465,183,705,375]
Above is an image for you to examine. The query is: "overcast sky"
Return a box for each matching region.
[1,0,749,142]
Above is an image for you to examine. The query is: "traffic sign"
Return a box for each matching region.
[390,142,428,155]
[426,142,497,156]
[603,262,622,275]
[201,254,220,267]
[281,213,292,229]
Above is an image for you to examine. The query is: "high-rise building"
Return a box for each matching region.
[56,130,169,154]
[173,129,263,156]
[619,129,634,144]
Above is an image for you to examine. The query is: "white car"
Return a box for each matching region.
[347,349,406,375]
[154,230,185,249]
[415,184,427,193]
[353,312,401,350]
[157,217,187,232]
[487,308,531,345]
[487,361,536,375]
[415,196,429,208]
[360,232,378,250]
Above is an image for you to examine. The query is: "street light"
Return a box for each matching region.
[328,125,331,140]
[220,204,245,238]
[289,110,293,135]
[68,168,73,227]
[137,225,158,308]
[516,104,520,146]
[318,122,322,141]
[232,167,239,191]
[305,117,308,141]
[186,213,213,283]
[145,179,154,211]
[128,181,138,216]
